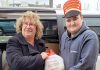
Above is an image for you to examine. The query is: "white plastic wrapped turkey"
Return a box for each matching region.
[45,50,64,70]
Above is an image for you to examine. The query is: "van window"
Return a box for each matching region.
[89,26,100,35]
[0,19,16,36]
[84,17,100,26]
[41,19,59,54]
[42,20,58,42]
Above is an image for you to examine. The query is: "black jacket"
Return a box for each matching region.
[6,33,46,70]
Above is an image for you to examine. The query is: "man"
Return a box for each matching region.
[60,0,99,70]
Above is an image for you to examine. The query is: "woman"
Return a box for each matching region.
[6,11,48,70]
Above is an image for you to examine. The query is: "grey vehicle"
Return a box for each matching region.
[0,8,100,70]
[0,7,100,52]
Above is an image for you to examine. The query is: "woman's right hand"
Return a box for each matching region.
[41,52,48,60]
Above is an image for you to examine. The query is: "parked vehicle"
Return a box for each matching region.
[0,7,100,52]
[0,8,100,70]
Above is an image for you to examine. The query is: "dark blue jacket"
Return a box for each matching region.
[60,23,99,70]
[6,33,46,70]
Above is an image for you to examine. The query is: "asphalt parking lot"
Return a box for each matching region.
[96,55,100,70]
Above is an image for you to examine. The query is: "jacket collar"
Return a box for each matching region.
[16,33,42,54]
[16,33,32,45]
[28,44,40,55]
[17,33,39,54]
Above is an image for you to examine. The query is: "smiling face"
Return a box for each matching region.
[22,17,36,38]
[65,14,83,35]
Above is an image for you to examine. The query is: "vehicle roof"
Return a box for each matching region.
[1,7,100,19]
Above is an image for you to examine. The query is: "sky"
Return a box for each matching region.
[8,0,49,5]
[0,0,50,6]
[53,0,100,11]
[0,0,100,11]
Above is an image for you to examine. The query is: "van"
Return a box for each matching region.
[0,7,100,52]
[0,7,100,70]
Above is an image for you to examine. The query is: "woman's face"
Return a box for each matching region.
[22,17,36,38]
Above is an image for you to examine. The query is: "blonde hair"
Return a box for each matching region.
[16,11,44,39]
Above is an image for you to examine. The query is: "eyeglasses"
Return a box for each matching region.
[66,16,79,22]
[23,22,34,26]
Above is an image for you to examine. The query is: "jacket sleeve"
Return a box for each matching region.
[70,32,99,70]
[6,37,45,70]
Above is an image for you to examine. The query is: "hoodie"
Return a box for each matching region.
[60,23,99,70]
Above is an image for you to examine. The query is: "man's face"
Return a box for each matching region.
[65,14,83,35]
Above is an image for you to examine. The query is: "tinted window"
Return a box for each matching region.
[0,19,16,36]
[89,26,100,35]
[84,17,100,26]
[41,19,59,43]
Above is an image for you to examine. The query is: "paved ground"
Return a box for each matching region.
[96,55,100,70]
